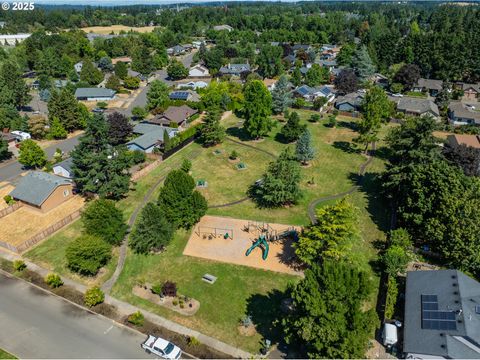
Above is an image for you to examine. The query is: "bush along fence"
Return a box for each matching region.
[131,160,162,182]
[0,202,22,219]
[161,124,200,161]
[9,210,82,253]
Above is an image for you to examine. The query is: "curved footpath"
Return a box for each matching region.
[307,142,376,224]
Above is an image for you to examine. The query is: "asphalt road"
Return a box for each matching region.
[0,272,152,359]
[0,134,81,182]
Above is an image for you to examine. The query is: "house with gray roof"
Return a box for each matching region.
[335,91,365,112]
[413,78,444,97]
[167,45,186,56]
[75,88,116,101]
[294,85,335,103]
[10,171,73,212]
[127,124,177,153]
[396,97,440,121]
[448,102,480,126]
[218,63,251,77]
[213,24,233,32]
[404,270,480,359]
[53,158,74,179]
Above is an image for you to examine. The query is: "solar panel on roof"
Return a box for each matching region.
[421,294,457,331]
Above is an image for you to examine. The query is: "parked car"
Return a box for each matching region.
[382,323,398,348]
[11,130,31,141]
[141,335,182,359]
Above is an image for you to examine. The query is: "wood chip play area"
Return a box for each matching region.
[183,215,303,276]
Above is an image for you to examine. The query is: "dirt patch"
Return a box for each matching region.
[133,285,200,316]
[184,215,303,276]
[0,196,84,247]
[237,324,257,337]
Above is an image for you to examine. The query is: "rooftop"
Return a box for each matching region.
[75,88,116,99]
[404,270,480,358]
[415,78,444,91]
[447,134,480,149]
[397,97,439,117]
[10,171,71,206]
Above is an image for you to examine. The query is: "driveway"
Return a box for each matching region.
[0,134,81,182]
[0,272,151,359]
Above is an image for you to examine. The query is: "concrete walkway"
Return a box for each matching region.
[0,250,252,359]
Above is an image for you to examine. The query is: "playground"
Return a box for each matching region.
[183,215,303,276]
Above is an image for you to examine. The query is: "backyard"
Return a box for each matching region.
[24,110,391,353]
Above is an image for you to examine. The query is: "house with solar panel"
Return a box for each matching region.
[403,270,480,359]
[169,91,200,102]
[293,85,335,103]
[188,64,210,78]
[127,123,178,154]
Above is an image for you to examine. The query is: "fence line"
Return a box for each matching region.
[11,210,82,254]
[0,202,22,219]
[131,159,162,182]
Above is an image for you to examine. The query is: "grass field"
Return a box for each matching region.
[24,109,392,353]
[81,25,156,34]
[0,349,16,359]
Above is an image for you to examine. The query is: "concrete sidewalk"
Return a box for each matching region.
[0,249,253,359]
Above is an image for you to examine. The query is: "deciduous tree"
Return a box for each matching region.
[18,139,47,168]
[243,80,273,139]
[66,235,112,276]
[107,112,133,146]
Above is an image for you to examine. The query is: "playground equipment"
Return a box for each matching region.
[196,226,233,240]
[245,235,269,260]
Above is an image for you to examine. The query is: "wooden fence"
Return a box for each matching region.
[11,210,82,254]
[0,202,22,219]
[131,159,162,182]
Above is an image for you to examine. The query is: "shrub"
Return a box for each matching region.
[382,245,410,276]
[13,260,26,272]
[84,286,105,307]
[180,158,192,173]
[44,273,63,288]
[187,336,201,347]
[130,150,146,165]
[384,276,399,320]
[127,311,145,326]
[3,195,13,205]
[172,300,178,306]
[66,235,112,276]
[81,199,127,245]
[309,114,321,123]
[151,284,163,295]
[96,101,108,109]
[229,150,238,160]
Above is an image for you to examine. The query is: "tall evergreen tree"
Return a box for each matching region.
[243,80,273,139]
[146,80,169,111]
[71,113,131,199]
[198,109,225,147]
[48,88,82,132]
[271,75,292,114]
[296,129,315,165]
[114,61,128,80]
[249,148,302,207]
[352,45,376,81]
[80,59,103,85]
[107,112,133,146]
[0,60,31,107]
[280,111,306,143]
[129,202,175,254]
[283,260,378,358]
[0,138,12,161]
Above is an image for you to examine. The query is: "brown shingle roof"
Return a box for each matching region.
[447,134,480,149]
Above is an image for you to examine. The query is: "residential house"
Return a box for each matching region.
[218,63,251,77]
[75,88,116,101]
[413,78,443,97]
[403,270,480,359]
[263,79,278,91]
[53,80,68,89]
[53,158,74,179]
[167,45,186,56]
[292,44,312,54]
[0,33,31,46]
[188,64,210,78]
[448,102,480,126]
[169,91,200,102]
[316,59,338,72]
[127,123,177,153]
[283,54,297,67]
[458,83,480,102]
[371,73,389,88]
[127,69,147,81]
[396,97,440,120]
[213,25,233,32]
[145,105,198,128]
[192,41,204,49]
[335,91,365,112]
[9,171,73,212]
[176,81,208,90]
[86,33,123,43]
[320,44,341,60]
[294,85,335,103]
[74,61,83,74]
[111,56,132,65]
[447,134,480,150]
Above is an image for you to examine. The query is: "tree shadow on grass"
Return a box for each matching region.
[373,145,394,162]
[245,289,289,354]
[226,126,252,142]
[332,141,360,154]
[349,171,391,235]
[337,120,359,131]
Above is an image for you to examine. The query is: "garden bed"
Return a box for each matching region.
[132,285,200,316]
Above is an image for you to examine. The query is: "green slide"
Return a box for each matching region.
[245,235,269,260]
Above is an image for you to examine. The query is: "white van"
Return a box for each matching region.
[382,323,398,347]
[11,131,31,141]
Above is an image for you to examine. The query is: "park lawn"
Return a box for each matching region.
[0,349,16,359]
[208,111,367,225]
[111,229,297,354]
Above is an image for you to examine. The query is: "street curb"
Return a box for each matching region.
[0,269,198,359]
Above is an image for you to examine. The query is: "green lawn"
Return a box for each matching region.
[0,349,16,359]
[24,109,391,353]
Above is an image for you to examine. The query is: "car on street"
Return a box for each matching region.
[141,335,182,359]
